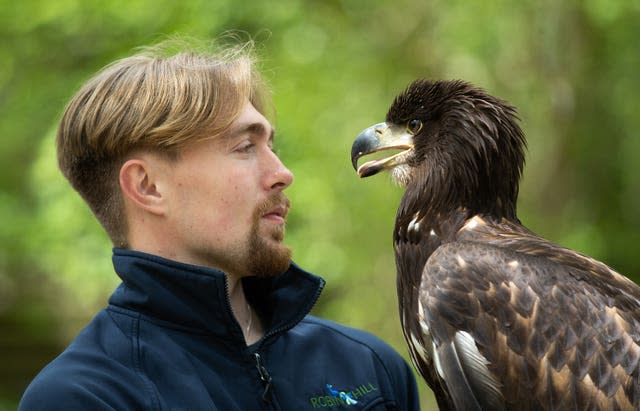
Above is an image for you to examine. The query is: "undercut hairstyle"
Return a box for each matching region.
[57,38,269,247]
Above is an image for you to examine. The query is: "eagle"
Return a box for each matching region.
[350,79,640,411]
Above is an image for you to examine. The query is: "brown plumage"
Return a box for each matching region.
[351,79,640,410]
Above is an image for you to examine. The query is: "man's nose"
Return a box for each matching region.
[266,151,294,191]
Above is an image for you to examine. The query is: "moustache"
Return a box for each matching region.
[256,193,291,220]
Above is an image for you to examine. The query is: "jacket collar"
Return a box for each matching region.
[109,248,325,343]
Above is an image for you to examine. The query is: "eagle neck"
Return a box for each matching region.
[397,158,519,232]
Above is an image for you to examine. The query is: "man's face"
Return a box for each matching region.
[160,101,294,277]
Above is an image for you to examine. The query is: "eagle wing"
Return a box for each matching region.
[418,239,640,411]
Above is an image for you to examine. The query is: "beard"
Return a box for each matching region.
[244,193,292,278]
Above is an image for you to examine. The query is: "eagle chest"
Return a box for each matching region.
[394,218,442,383]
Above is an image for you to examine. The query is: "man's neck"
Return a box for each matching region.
[226,274,264,346]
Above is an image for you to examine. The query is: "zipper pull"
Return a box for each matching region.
[254,353,273,402]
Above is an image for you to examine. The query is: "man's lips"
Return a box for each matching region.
[262,204,288,224]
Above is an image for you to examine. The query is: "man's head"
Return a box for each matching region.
[57,39,294,277]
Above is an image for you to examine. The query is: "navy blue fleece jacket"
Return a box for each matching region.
[19,249,420,410]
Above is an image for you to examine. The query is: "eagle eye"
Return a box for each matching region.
[407,119,423,135]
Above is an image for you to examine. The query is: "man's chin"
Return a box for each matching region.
[247,234,291,278]
[251,250,291,278]
[260,221,286,241]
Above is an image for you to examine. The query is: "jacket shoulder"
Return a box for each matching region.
[301,315,404,360]
[19,309,153,410]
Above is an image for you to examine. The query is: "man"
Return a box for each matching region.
[19,39,420,410]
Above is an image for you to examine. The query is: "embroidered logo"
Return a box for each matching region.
[309,382,378,408]
[326,384,358,405]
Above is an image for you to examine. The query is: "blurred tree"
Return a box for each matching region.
[1,0,639,410]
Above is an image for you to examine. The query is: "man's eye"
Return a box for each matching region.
[236,142,255,153]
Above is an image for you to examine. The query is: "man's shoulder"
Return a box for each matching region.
[19,365,86,410]
[19,347,147,411]
[19,309,148,410]
[297,315,406,362]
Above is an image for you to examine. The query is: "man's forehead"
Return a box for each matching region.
[227,102,274,138]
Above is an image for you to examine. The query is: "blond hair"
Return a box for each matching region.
[57,38,268,247]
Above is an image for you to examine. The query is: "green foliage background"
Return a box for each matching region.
[1,1,639,409]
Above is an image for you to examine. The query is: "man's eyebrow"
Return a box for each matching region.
[248,123,275,143]
[228,122,275,141]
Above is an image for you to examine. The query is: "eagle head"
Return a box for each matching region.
[351,79,527,217]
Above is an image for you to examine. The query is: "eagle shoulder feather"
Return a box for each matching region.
[420,235,640,410]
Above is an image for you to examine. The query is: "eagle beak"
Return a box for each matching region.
[351,122,414,178]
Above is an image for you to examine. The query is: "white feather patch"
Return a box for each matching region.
[433,340,445,379]
[462,216,486,231]
[418,300,426,322]
[455,331,490,369]
[410,333,430,364]
[454,331,503,406]
[456,254,467,268]
[390,165,412,186]
[406,212,422,233]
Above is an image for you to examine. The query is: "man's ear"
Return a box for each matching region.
[119,158,166,216]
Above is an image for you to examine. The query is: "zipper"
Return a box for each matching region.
[254,352,273,402]
[223,268,325,407]
[247,275,324,408]
[223,279,274,406]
